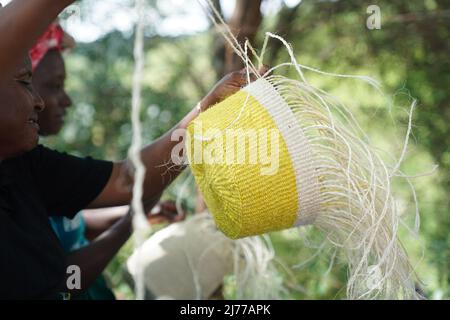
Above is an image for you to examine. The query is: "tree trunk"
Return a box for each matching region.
[213,0,263,77]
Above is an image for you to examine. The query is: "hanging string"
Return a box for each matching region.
[129,0,150,301]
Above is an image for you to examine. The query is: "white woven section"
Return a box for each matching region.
[243,78,321,226]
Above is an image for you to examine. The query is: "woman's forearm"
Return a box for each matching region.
[0,0,74,81]
[63,212,132,295]
[136,114,195,202]
[125,107,201,203]
[89,107,200,209]
[83,191,161,240]
[83,206,130,241]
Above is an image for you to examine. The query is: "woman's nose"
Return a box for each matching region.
[32,88,45,112]
[61,91,72,109]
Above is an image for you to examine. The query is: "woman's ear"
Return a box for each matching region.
[62,32,76,50]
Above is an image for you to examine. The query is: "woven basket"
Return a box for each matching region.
[187,78,319,239]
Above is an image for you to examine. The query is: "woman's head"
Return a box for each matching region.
[32,49,72,136]
[0,56,45,159]
[30,22,74,136]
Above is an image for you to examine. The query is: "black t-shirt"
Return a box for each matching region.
[0,145,113,299]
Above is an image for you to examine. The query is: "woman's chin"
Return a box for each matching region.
[4,139,38,159]
[26,137,39,152]
[24,131,40,151]
[38,122,63,137]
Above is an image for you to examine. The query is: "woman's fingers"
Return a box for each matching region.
[258,64,270,77]
[238,64,271,84]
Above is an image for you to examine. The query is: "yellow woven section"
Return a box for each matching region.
[187,90,299,239]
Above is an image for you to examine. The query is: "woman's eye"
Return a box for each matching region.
[16,79,33,89]
[50,83,63,90]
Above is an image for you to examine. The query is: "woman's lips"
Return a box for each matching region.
[27,117,40,131]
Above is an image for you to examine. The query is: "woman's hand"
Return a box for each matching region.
[147,200,185,225]
[179,66,269,129]
[199,65,269,112]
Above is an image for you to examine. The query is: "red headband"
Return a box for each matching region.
[29,23,64,71]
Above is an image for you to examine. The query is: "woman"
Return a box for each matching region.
[0,0,267,299]
[30,22,184,300]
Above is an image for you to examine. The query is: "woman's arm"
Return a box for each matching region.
[63,211,133,295]
[63,196,172,294]
[82,206,130,241]
[83,199,180,240]
[86,108,198,209]
[0,0,74,83]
